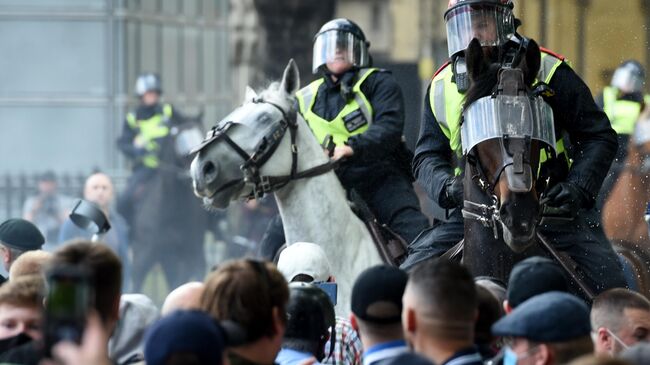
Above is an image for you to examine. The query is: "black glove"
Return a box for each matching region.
[440,176,464,209]
[541,182,591,218]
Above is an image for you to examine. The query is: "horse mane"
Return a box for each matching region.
[257,82,296,115]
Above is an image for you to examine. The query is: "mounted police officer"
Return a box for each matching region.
[116,73,184,224]
[401,0,626,294]
[276,282,336,365]
[596,60,650,207]
[260,19,430,257]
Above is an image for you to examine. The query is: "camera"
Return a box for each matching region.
[43,265,94,357]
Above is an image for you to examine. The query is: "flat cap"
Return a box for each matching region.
[506,256,569,307]
[0,219,45,251]
[492,291,591,342]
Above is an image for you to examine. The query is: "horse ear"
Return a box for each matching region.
[280,59,301,96]
[465,38,486,81]
[245,86,258,102]
[524,39,541,86]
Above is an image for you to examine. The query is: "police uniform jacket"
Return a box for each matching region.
[413,55,618,210]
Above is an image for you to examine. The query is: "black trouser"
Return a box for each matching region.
[400,208,627,295]
[258,172,430,260]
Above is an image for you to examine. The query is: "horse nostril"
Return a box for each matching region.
[201,161,218,183]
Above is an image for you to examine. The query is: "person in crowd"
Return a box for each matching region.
[0,218,45,284]
[474,285,503,361]
[350,265,432,365]
[504,256,569,313]
[0,275,45,342]
[261,17,430,257]
[109,294,159,365]
[277,283,336,365]
[58,172,131,290]
[475,277,507,308]
[591,288,650,356]
[8,250,52,281]
[595,60,650,208]
[144,310,230,365]
[620,342,650,365]
[22,171,75,245]
[201,259,289,365]
[161,282,205,316]
[277,242,363,365]
[492,291,594,365]
[402,259,482,365]
[0,241,122,365]
[404,0,627,295]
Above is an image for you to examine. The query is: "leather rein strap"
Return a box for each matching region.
[200,98,339,200]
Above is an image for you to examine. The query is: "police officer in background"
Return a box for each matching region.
[260,19,430,257]
[116,73,184,224]
[276,282,336,365]
[596,60,650,207]
[402,0,626,293]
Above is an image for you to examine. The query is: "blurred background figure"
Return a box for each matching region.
[597,60,650,208]
[22,172,75,245]
[116,73,183,227]
[58,172,130,291]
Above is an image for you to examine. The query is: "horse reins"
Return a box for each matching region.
[200,98,340,200]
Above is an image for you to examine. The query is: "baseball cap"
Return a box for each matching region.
[506,256,568,307]
[144,310,239,365]
[277,242,332,283]
[492,291,591,342]
[351,265,408,324]
[0,218,45,251]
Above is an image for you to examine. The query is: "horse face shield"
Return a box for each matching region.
[461,94,556,192]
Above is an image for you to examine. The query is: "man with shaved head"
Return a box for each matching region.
[402,259,482,365]
[161,282,205,315]
[58,172,131,290]
[591,288,650,356]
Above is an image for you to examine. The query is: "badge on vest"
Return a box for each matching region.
[343,109,368,133]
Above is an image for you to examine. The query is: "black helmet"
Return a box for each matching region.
[135,73,162,96]
[611,60,646,94]
[312,18,370,74]
[285,282,336,345]
[444,0,516,58]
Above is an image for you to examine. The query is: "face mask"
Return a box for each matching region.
[606,328,630,352]
[504,345,537,365]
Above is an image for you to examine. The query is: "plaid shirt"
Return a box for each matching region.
[323,317,363,365]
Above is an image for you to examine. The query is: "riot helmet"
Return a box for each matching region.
[284,282,336,360]
[312,18,370,74]
[611,60,646,94]
[135,73,162,96]
[444,0,516,58]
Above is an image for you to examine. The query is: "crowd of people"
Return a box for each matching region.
[0,228,649,365]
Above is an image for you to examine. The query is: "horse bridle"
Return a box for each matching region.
[194,98,339,200]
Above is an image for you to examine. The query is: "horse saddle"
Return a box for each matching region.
[348,190,409,267]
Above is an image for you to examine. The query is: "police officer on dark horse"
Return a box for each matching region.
[401,0,626,295]
[260,19,430,258]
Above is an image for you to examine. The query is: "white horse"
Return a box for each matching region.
[190,60,382,314]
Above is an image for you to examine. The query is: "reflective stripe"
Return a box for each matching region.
[603,86,646,135]
[296,68,377,146]
[126,103,173,168]
[538,52,564,84]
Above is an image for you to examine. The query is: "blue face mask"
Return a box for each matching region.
[503,347,518,365]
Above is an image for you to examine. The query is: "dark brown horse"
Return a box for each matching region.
[459,38,554,282]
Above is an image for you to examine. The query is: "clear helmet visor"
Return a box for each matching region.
[611,66,645,94]
[445,4,515,58]
[461,95,556,155]
[312,30,369,74]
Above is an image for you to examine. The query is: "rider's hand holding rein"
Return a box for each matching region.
[541,182,592,218]
[332,145,354,161]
